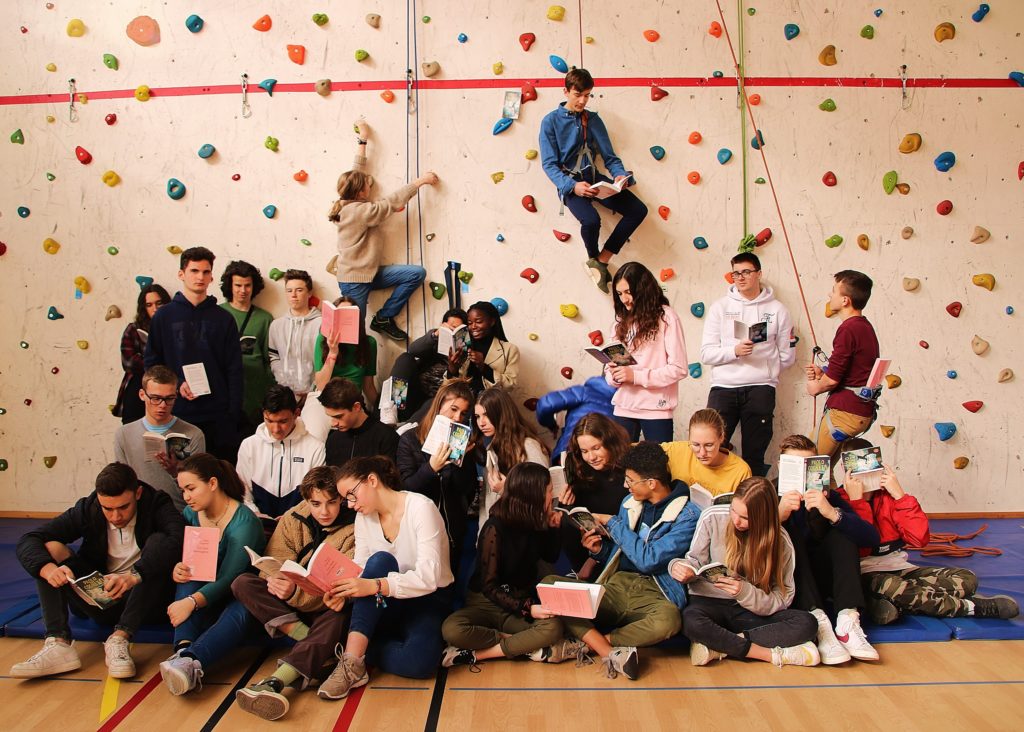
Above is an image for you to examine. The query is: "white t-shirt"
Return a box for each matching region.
[106,516,141,574]
[354,492,454,600]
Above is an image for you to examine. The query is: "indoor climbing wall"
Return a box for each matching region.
[0,2,1021,512]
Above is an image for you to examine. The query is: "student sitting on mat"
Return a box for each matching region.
[671,477,820,668]
[661,408,752,503]
[836,438,1020,625]
[441,463,583,668]
[776,435,879,664]
[541,441,701,681]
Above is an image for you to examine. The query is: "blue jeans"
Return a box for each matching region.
[349,551,451,679]
[181,598,260,669]
[339,265,427,320]
[615,415,674,442]
[173,580,227,647]
[563,175,649,259]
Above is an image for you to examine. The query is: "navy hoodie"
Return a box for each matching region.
[144,292,243,423]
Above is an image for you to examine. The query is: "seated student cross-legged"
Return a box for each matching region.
[318,456,455,698]
[662,408,752,505]
[671,477,820,668]
[441,463,581,669]
[13,463,184,680]
[542,441,701,681]
[776,435,879,664]
[229,467,358,719]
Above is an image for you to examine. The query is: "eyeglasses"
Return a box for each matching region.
[343,480,364,504]
[624,475,653,488]
[143,391,177,405]
[730,269,760,279]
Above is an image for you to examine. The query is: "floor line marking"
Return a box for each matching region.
[99,675,120,722]
[94,671,161,732]
[447,679,1024,692]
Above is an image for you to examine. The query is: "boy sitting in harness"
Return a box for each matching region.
[539,68,648,294]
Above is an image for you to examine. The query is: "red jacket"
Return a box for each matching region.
[836,487,930,557]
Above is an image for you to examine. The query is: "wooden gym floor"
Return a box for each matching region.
[1,636,1022,731]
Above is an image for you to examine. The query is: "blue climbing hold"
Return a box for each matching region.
[1010,71,1024,87]
[490,297,509,316]
[688,362,703,379]
[1007,306,1015,315]
[549,55,568,73]
[874,8,883,17]
[17,206,29,218]
[47,306,64,320]
[492,118,513,135]
[717,148,733,164]
[947,370,958,379]
[934,151,956,172]
[457,33,468,43]
[784,24,799,40]
[693,236,709,250]
[136,275,154,289]
[972,4,990,22]
[197,143,215,159]
[496,234,505,242]
[263,204,277,218]
[185,14,204,32]
[934,422,957,441]
[690,302,705,318]
[751,130,765,150]
[712,71,724,78]
[650,145,666,161]
[166,178,186,200]
[259,78,277,96]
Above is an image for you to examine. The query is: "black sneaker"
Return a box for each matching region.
[972,594,1020,619]
[441,646,480,670]
[370,315,408,341]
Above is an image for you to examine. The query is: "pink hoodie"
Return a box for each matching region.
[605,305,689,419]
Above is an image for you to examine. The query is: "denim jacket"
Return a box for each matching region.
[539,103,628,200]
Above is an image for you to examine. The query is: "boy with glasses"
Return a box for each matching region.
[114,366,205,511]
[700,253,795,476]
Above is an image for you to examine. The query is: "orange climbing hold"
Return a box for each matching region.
[659,268,675,282]
[293,170,308,182]
[748,93,761,105]
[709,21,722,38]
[253,15,272,32]
[126,15,160,46]
[381,90,395,103]
[643,29,660,42]
[287,45,306,65]
[688,131,702,145]
[687,171,701,185]
[724,271,734,284]
[658,205,670,220]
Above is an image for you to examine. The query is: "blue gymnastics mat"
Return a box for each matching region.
[5,611,176,645]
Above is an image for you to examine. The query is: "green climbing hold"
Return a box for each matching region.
[19,341,29,349]
[882,170,898,195]
[11,128,25,144]
[46,172,55,181]
[265,136,279,152]
[268,268,285,281]
[712,70,724,78]
[754,177,765,184]
[422,16,431,23]
[312,13,329,26]
[0,459,8,471]
[355,49,369,62]
[819,98,836,112]
[458,271,474,284]
[860,25,875,39]
[429,282,446,299]
[107,246,119,255]
[825,234,844,248]
[747,8,756,16]
[300,238,312,246]
[102,53,119,70]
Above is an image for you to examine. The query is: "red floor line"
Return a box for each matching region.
[332,684,369,732]
[95,671,161,732]
[0,76,1017,106]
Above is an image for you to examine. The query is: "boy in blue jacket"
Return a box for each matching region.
[535,375,616,460]
[542,441,699,680]
[539,68,648,293]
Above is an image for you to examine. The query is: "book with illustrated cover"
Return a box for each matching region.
[379,377,409,411]
[842,446,883,492]
[697,562,730,581]
[778,454,831,495]
[70,571,117,609]
[554,505,610,538]
[143,431,194,462]
[584,342,637,367]
[437,324,472,356]
[421,415,472,465]
[733,319,768,344]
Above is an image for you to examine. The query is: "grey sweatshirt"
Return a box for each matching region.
[113,417,206,512]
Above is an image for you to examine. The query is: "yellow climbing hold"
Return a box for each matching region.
[885,374,902,389]
[492,62,503,75]
[105,305,122,321]
[167,245,183,255]
[585,36,594,44]
[824,301,836,318]
[934,22,955,42]
[101,170,121,187]
[818,45,837,66]
[971,335,990,355]
[525,149,538,160]
[879,425,896,438]
[490,171,504,184]
[898,133,922,153]
[528,333,539,341]
[74,276,91,293]
[135,85,151,102]
[560,304,579,318]
[972,273,995,291]
[43,238,60,254]
[547,6,566,21]
[76,340,89,350]
[67,19,86,37]
[953,456,969,470]
[46,62,57,72]
[902,277,920,292]
[857,234,870,251]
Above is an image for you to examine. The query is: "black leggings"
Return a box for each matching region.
[682,595,817,658]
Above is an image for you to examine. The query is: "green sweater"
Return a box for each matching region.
[221,303,275,424]
[314,333,377,386]
[183,504,265,606]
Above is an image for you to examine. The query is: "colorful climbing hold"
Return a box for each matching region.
[520,268,539,283]
[263,205,277,219]
[934,151,956,172]
[899,133,922,153]
[493,62,504,75]
[429,282,446,300]
[882,170,898,194]
[643,29,660,42]
[46,63,56,72]
[651,86,668,101]
[167,178,186,200]
[901,226,914,239]
[253,15,272,32]
[43,456,57,468]
[528,333,539,341]
[822,171,837,187]
[751,130,765,149]
[105,113,117,125]
[936,200,953,216]
[313,13,330,26]
[519,83,539,104]
[525,149,538,161]
[102,53,118,70]
[194,143,216,160]
[708,22,723,38]
[819,98,837,112]
[934,422,957,441]
[17,206,29,218]
[885,375,902,389]
[902,277,920,292]
[259,79,277,96]
[126,15,160,45]
[265,136,279,152]
[293,170,308,183]
[51,367,60,375]
[717,148,733,164]
[660,268,675,282]
[658,206,670,221]
[687,171,701,185]
[493,118,513,135]
[553,230,571,242]
[457,33,468,43]
[860,25,875,39]
[101,170,121,187]
[972,4,991,22]
[946,301,963,318]
[712,71,724,79]
[818,45,837,66]
[970,226,990,244]
[10,128,25,145]
[268,268,285,281]
[693,236,709,250]
[1012,72,1024,88]
[690,302,705,318]
[355,49,369,62]
[19,341,28,349]
[490,172,504,184]
[167,245,182,255]
[547,5,566,21]
[43,238,60,254]
[75,146,93,165]
[549,55,568,73]
[784,24,800,40]
[421,61,441,77]
[67,18,85,37]
[688,363,703,379]
[522,195,537,212]
[971,273,995,292]
[47,306,63,320]
[496,234,505,243]
[825,234,844,248]
[755,228,773,247]
[315,79,332,97]
[558,366,574,380]
[953,457,970,470]
[879,425,896,438]
[998,368,1014,383]
[748,94,761,106]
[688,132,702,145]
[491,297,509,316]
[519,33,536,51]
[560,304,579,319]
[0,460,7,471]
[588,330,604,347]
[650,146,666,160]
[1006,306,1014,315]
[963,400,984,413]
[134,85,151,102]
[754,177,765,184]
[934,22,956,42]
[919,341,929,349]
[185,14,204,33]
[74,275,90,294]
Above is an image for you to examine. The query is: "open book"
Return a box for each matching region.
[687,484,735,510]
[549,466,568,503]
[437,324,471,356]
[320,301,360,345]
[379,377,408,411]
[584,342,637,367]
[697,562,730,581]
[842,446,883,492]
[70,571,117,609]
[143,431,194,462]
[555,505,610,538]
[421,415,472,464]
[734,319,768,344]
[588,177,632,200]
[778,454,831,495]
[245,543,363,597]
[536,581,606,619]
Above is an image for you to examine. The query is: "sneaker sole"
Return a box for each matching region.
[317,673,368,701]
[621,653,639,680]
[583,262,610,293]
[159,661,193,695]
[846,648,880,662]
[107,664,136,679]
[10,658,82,678]
[236,688,289,720]
[819,649,852,665]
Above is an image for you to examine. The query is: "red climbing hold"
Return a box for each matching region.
[660,268,675,282]
[522,195,537,212]
[293,170,308,182]
[253,14,272,32]
[688,131,702,145]
[519,32,536,52]
[0,241,6,256]
[520,267,539,283]
[287,45,306,65]
[946,301,962,318]
[588,330,604,347]
[560,366,574,379]
[822,171,837,187]
[1018,161,1024,181]
[755,228,773,246]
[962,400,983,413]
[748,93,761,106]
[709,21,723,38]
[105,113,117,125]
[232,173,241,181]
[553,230,571,242]
[24,399,32,406]
[650,86,668,101]
[724,271,735,284]
[643,30,660,43]
[75,145,92,164]
[687,171,701,185]
[658,205,670,220]
[521,83,537,103]
[919,340,929,349]
[523,397,538,411]
[936,199,953,215]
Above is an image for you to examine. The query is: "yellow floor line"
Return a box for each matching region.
[99,674,121,721]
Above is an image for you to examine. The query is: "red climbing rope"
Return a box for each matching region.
[909,525,1003,558]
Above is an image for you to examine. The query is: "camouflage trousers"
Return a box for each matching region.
[864,566,979,619]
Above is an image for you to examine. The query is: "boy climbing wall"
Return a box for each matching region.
[539,68,648,293]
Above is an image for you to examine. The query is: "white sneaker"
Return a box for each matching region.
[603,646,639,680]
[835,609,880,661]
[10,637,81,678]
[159,652,204,695]
[689,642,727,667]
[104,635,136,678]
[529,638,589,664]
[811,608,851,665]
[771,641,821,668]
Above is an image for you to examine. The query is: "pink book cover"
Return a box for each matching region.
[320,302,361,345]
[280,542,363,596]
[866,358,892,389]
[183,526,220,582]
[535,583,603,619]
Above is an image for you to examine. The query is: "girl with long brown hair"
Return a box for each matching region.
[670,477,819,667]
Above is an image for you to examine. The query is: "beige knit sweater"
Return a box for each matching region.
[333,154,419,283]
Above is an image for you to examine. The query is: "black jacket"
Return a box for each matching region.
[325,414,399,467]
[16,482,186,583]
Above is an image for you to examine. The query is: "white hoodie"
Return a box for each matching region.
[700,285,796,388]
[236,418,326,515]
[268,308,322,393]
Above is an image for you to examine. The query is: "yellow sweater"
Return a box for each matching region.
[661,442,752,497]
